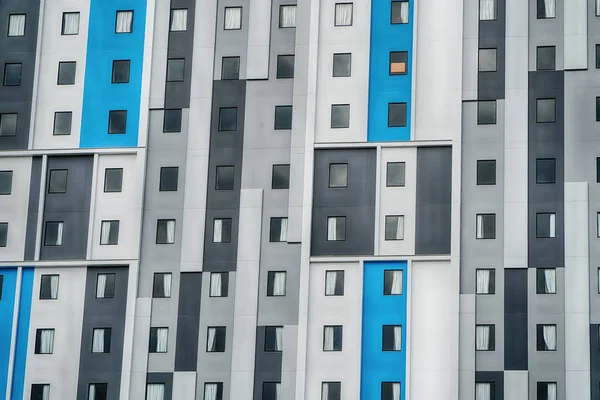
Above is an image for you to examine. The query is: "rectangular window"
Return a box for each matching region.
[385,215,404,240]
[206,326,226,352]
[4,63,22,86]
[475,325,495,351]
[209,272,229,297]
[272,164,290,189]
[389,51,408,75]
[478,48,497,72]
[327,216,346,241]
[115,10,133,33]
[221,56,240,80]
[279,5,297,28]
[269,217,288,242]
[0,171,12,195]
[145,384,165,400]
[7,14,26,37]
[218,107,237,131]
[384,270,403,295]
[57,61,76,85]
[204,383,224,400]
[476,214,496,239]
[386,162,405,187]
[477,160,496,185]
[331,104,350,128]
[91,328,112,353]
[536,268,556,294]
[536,46,556,71]
[323,325,343,351]
[53,111,72,135]
[536,98,556,123]
[536,158,556,184]
[262,383,281,400]
[0,223,7,247]
[88,383,108,400]
[477,100,496,125]
[475,383,493,400]
[149,327,169,353]
[381,382,401,400]
[479,0,496,20]
[48,169,68,194]
[267,271,287,296]
[152,273,172,298]
[44,221,64,246]
[166,58,185,82]
[322,382,342,400]
[30,384,50,400]
[108,110,127,134]
[100,220,119,245]
[382,325,402,351]
[40,274,59,300]
[62,12,80,35]
[388,103,407,127]
[276,55,295,78]
[112,60,130,83]
[391,1,409,24]
[334,3,353,26]
[325,270,344,296]
[224,7,242,30]
[0,113,17,136]
[216,165,235,190]
[536,213,556,238]
[156,219,176,244]
[476,269,495,294]
[537,382,557,400]
[159,166,179,192]
[536,324,557,351]
[35,329,55,354]
[274,105,293,129]
[170,9,188,31]
[104,168,123,193]
[264,326,283,352]
[96,273,116,298]
[213,218,232,243]
[328,163,348,187]
[163,109,182,133]
[333,53,351,77]
[537,0,556,18]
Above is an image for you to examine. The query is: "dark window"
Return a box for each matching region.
[166,58,185,82]
[57,61,76,85]
[218,107,237,131]
[385,215,404,240]
[537,0,556,18]
[536,158,556,184]
[40,275,58,300]
[264,326,283,352]
[91,328,112,353]
[325,270,344,296]
[149,327,168,353]
[152,273,172,298]
[0,223,7,247]
[478,48,497,72]
[389,51,408,75]
[327,216,346,241]
[216,166,235,190]
[322,382,342,400]
[100,220,119,245]
[209,272,229,297]
[163,109,182,133]
[384,270,403,295]
[537,382,558,400]
[61,12,80,35]
[274,105,293,130]
[333,53,351,77]
[213,218,232,243]
[204,383,224,400]
[536,268,556,294]
[536,98,556,123]
[44,222,63,246]
[30,384,50,400]
[34,328,54,354]
[108,110,127,134]
[88,383,108,400]
[331,104,350,128]
[48,169,68,194]
[0,171,13,195]
[381,382,401,400]
[267,271,287,296]
[262,383,281,400]
[597,44,600,69]
[104,168,123,193]
[477,160,496,185]
[391,0,409,23]
[159,166,179,192]
[477,100,496,124]
[476,269,496,294]
[536,324,557,350]
[382,325,402,351]
[0,113,17,136]
[475,325,495,351]
[272,164,290,189]
[276,55,295,78]
[323,325,343,351]
[156,219,176,244]
[386,162,405,187]
[536,46,555,71]
[95,273,116,298]
[53,111,72,135]
[206,327,226,352]
[476,214,496,239]
[221,56,240,80]
[269,217,287,242]
[329,163,348,188]
[536,213,556,238]
[3,63,22,86]
[388,102,407,127]
[112,60,130,83]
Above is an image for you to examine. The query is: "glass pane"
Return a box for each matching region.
[476,160,496,185]
[53,112,72,135]
[163,109,182,132]
[221,56,240,80]
[537,46,556,71]
[388,103,407,127]
[109,110,127,134]
[277,55,295,78]
[0,171,13,195]
[216,166,235,190]
[48,170,68,193]
[272,165,290,189]
[477,101,496,124]
[4,63,22,86]
[478,48,497,72]
[58,62,76,85]
[0,114,17,136]
[167,58,185,82]
[112,60,130,83]
[274,106,293,129]
[536,99,556,123]
[218,107,237,131]
[331,104,350,128]
[159,167,179,191]
[104,168,123,192]
[333,53,351,77]
[329,164,348,187]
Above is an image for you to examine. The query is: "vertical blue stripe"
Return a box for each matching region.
[80,0,147,148]
[361,261,407,400]
[367,0,414,142]
[0,268,17,399]
[10,268,34,400]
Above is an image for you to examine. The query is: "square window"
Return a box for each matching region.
[325,270,344,296]
[536,213,556,238]
[163,109,182,133]
[44,221,64,246]
[536,268,556,294]
[216,165,235,190]
[391,1,409,24]
[149,327,169,353]
[323,325,343,351]
[213,218,232,243]
[389,51,408,75]
[108,110,127,134]
[381,382,401,400]
[0,223,7,247]
[386,162,405,187]
[475,383,493,400]
[112,60,130,83]
[331,104,350,128]
[334,3,353,26]
[274,105,293,129]
[269,217,288,242]
[96,273,115,298]
[48,169,68,194]
[40,274,59,300]
[272,164,290,189]
[53,111,72,135]
[382,325,402,351]
[388,102,407,127]
[267,271,287,296]
[100,220,119,245]
[159,166,179,192]
[153,273,172,298]
[536,324,557,350]
[384,270,403,295]
[218,107,237,131]
[104,168,123,193]
[536,158,556,184]
[478,48,497,72]
[279,5,297,28]
[328,163,348,188]
[333,53,351,77]
[3,63,22,86]
[170,9,188,31]
[206,326,226,352]
[536,98,556,123]
[262,383,281,400]
[35,329,55,354]
[224,7,242,30]
[7,14,26,37]
[0,171,13,195]
[62,12,80,35]
[536,46,556,71]
[204,383,224,400]
[115,10,133,33]
[477,100,497,125]
[385,215,404,240]
[30,384,50,400]
[479,0,497,20]
[221,56,240,80]
[475,325,495,351]
[327,216,346,241]
[537,0,556,18]
[91,328,112,353]
[476,269,495,294]
[537,382,557,400]
[322,382,342,400]
[0,113,17,136]
[156,219,176,244]
[477,160,496,185]
[476,214,496,239]
[57,61,76,85]
[264,326,283,352]
[276,55,295,78]
[166,58,185,82]
[209,272,229,297]
[145,384,164,400]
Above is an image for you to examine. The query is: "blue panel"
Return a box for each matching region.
[0,268,17,399]
[361,261,407,400]
[80,0,147,148]
[367,0,414,142]
[10,268,34,400]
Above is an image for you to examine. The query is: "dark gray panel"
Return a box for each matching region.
[504,269,528,370]
[310,149,376,256]
[477,0,505,100]
[175,272,202,371]
[590,325,600,399]
[146,372,173,400]
[76,267,129,400]
[253,326,282,400]
[24,156,41,260]
[415,146,452,255]
[0,0,41,149]
[40,156,93,260]
[474,371,504,399]
[528,71,564,268]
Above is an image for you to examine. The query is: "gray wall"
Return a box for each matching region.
[504,268,528,370]
[165,0,195,109]
[174,272,202,371]
[24,156,41,260]
[253,326,282,400]
[477,0,505,100]
[146,372,173,400]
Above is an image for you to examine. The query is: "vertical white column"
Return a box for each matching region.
[34,155,48,261]
[5,268,22,400]
[458,294,475,400]
[245,0,272,79]
[461,0,479,101]
[563,0,588,70]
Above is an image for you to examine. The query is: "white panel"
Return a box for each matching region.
[0,157,31,262]
[246,0,272,79]
[563,0,588,70]
[458,294,475,400]
[280,325,299,399]
[504,371,528,399]
[172,372,197,400]
[148,0,170,109]
[462,0,479,101]
[128,298,151,399]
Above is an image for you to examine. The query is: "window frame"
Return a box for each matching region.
[111,60,131,84]
[389,51,408,75]
[477,100,497,125]
[99,220,120,245]
[334,2,353,26]
[48,169,68,194]
[170,8,188,32]
[535,158,556,184]
[536,45,556,71]
[0,113,18,137]
[322,325,343,351]
[536,324,557,351]
[537,0,556,19]
[159,166,179,192]
[386,162,406,187]
[206,326,227,352]
[536,98,556,123]
[215,165,235,191]
[61,11,80,35]
[152,272,172,299]
[34,328,55,354]
[0,222,7,247]
[387,102,407,127]
[53,111,73,136]
[476,159,496,185]
[271,164,290,189]
[535,212,556,238]
[383,269,403,295]
[57,61,76,85]
[274,105,293,130]
[0,170,13,195]
[264,326,284,352]
[91,327,112,354]
[163,109,182,133]
[104,168,123,193]
[476,213,496,240]
[328,163,348,188]
[478,48,497,72]
[224,6,243,30]
[279,4,297,28]
[209,272,229,298]
[212,218,232,243]
[269,217,288,243]
[475,324,495,351]
[39,274,59,300]
[115,10,134,33]
[276,54,295,79]
[332,53,352,77]
[149,327,169,353]
[43,221,64,247]
[479,0,497,20]
[221,56,240,80]
[156,219,176,244]
[384,215,404,241]
[390,0,409,24]
[382,324,402,352]
[218,107,237,131]
[108,110,128,134]
[3,62,22,86]
[166,58,185,82]
[7,14,26,37]
[330,104,350,128]
[536,268,557,294]
[324,270,345,296]
[475,268,496,295]
[95,273,116,299]
[326,216,347,241]
[267,271,287,296]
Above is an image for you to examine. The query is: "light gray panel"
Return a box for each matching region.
[528,0,564,71]
[214,0,251,80]
[563,0,587,70]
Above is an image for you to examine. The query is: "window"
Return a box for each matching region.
[163,109,182,133]
[264,326,283,352]
[334,3,353,26]
[270,217,288,242]
[0,113,17,136]
[92,328,112,353]
[391,1,409,24]
[385,215,404,240]
[279,5,297,28]
[381,382,401,400]
[536,46,555,71]
[475,325,495,351]
[272,164,290,189]
[48,169,68,194]
[537,382,557,400]
[479,0,496,19]
[388,103,407,127]
[204,383,223,400]
[323,325,342,351]
[478,48,497,72]
[44,222,63,246]
[389,51,408,75]
[209,272,228,297]
[477,160,496,185]
[331,104,350,128]
[475,382,493,400]
[35,329,55,354]
[88,383,108,400]
[537,0,556,18]
[0,223,7,247]
[112,60,130,83]
[536,268,556,294]
[115,10,133,33]
[108,110,127,134]
[328,163,348,188]
[149,327,168,353]
[333,53,351,77]
[40,275,59,300]
[322,382,341,400]
[221,56,240,80]
[262,383,281,400]
[61,12,80,35]
[153,273,172,298]
[104,168,123,193]
[382,325,402,351]
[327,217,346,241]
[100,220,119,245]
[274,105,293,130]
[159,167,179,192]
[166,58,185,82]
[96,273,116,298]
[206,326,226,352]
[218,107,237,131]
[145,384,165,400]
[536,213,556,238]
[384,270,403,295]
[476,269,495,294]
[3,63,22,86]
[267,271,287,296]
[53,111,72,135]
[30,384,50,400]
[477,100,496,125]
[213,218,232,243]
[536,158,556,184]
[536,324,557,351]
[276,55,295,78]
[476,214,496,239]
[536,98,556,123]
[0,171,13,195]
[170,9,188,31]
[216,166,234,190]
[57,61,76,85]
[386,162,405,187]
[224,7,242,30]
[325,270,344,296]
[7,14,26,37]
[156,219,176,244]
